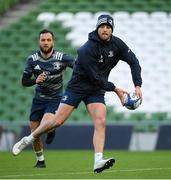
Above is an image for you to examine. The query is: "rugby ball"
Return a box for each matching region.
[123,92,141,110]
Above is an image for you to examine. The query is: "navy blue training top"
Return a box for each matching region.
[22,50,75,100]
[66,30,142,95]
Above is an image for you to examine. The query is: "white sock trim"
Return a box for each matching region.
[25,133,35,144]
[35,150,44,161]
[95,152,103,162]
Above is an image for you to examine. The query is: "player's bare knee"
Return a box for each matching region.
[94,117,106,129]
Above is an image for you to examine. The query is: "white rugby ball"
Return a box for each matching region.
[123,92,141,110]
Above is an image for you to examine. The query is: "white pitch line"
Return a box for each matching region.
[0,167,171,178]
[114,167,171,172]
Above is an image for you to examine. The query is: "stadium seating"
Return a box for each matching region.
[0,0,171,132]
[56,11,171,116]
[0,0,19,14]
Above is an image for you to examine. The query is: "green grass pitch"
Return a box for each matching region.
[0,150,171,179]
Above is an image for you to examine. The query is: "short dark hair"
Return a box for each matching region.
[39,29,54,39]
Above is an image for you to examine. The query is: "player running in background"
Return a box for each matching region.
[21,29,74,168]
[13,15,142,173]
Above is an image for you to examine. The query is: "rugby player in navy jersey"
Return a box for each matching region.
[21,29,74,168]
[13,15,142,173]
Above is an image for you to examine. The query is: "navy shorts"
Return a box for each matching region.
[30,97,61,121]
[60,90,105,108]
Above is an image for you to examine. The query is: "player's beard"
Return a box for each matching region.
[100,33,111,41]
[40,45,53,54]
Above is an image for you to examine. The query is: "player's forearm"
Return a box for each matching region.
[22,76,36,87]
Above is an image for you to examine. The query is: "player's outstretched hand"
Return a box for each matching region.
[135,86,143,103]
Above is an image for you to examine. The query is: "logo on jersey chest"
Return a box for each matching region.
[99,55,104,63]
[34,65,41,70]
[108,51,114,57]
[99,50,114,63]
[53,62,61,70]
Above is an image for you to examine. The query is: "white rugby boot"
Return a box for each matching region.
[94,157,115,173]
[12,137,31,156]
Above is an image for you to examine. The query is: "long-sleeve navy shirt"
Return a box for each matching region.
[67,30,142,95]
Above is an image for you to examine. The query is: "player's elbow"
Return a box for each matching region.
[21,80,26,86]
[21,78,30,87]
